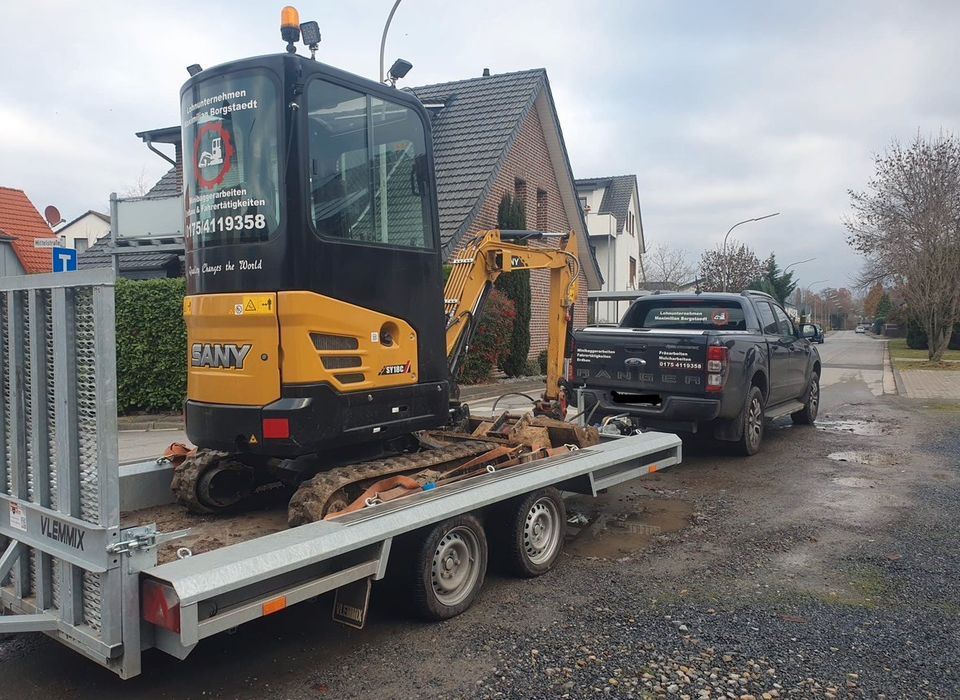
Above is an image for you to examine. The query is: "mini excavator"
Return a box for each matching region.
[172,7,594,521]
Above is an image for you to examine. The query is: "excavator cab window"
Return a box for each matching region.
[307,79,433,250]
[181,69,281,249]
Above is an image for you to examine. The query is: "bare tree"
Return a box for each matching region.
[846,132,960,362]
[698,239,762,293]
[121,168,152,198]
[642,244,694,287]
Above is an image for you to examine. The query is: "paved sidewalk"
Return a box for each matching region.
[897,369,960,399]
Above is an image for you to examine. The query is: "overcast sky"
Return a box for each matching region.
[2,1,958,290]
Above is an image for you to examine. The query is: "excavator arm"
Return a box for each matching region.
[443,229,580,413]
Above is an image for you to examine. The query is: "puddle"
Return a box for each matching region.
[827,451,889,465]
[816,419,890,436]
[565,497,693,559]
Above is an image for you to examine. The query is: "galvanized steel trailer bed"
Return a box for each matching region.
[0,271,682,679]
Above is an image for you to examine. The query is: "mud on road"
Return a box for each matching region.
[2,384,958,698]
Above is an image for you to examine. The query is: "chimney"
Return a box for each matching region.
[482,68,490,77]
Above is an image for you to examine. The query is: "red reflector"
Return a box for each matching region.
[142,579,181,633]
[262,418,290,439]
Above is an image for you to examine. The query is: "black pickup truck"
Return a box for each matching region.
[572,290,821,455]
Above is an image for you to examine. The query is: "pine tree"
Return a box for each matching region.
[494,193,532,376]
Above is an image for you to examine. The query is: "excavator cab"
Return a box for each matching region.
[180,51,451,467]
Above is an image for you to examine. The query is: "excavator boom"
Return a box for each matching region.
[443,229,580,404]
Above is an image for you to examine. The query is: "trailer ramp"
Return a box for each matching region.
[0,270,141,677]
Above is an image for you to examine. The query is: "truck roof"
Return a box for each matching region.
[630,290,776,303]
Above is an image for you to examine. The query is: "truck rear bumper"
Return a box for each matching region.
[581,389,723,428]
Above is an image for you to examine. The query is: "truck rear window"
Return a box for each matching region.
[620,300,747,330]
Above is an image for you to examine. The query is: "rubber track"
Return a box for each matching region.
[170,449,232,514]
[288,441,494,527]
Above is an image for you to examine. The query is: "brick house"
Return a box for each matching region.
[408,69,603,355]
[89,68,602,354]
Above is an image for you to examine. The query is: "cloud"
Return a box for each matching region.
[1,0,956,290]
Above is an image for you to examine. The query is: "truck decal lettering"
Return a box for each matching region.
[40,516,85,551]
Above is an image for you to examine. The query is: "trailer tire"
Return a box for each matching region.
[497,488,567,578]
[410,514,488,621]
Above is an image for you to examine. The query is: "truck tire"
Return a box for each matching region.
[410,514,488,621]
[496,488,566,578]
[735,385,765,456]
[791,372,820,425]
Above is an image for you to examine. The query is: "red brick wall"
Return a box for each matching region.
[457,107,590,359]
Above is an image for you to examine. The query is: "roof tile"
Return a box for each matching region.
[0,187,56,273]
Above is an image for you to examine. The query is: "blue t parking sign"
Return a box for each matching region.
[52,247,78,273]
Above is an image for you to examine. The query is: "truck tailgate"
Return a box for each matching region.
[574,329,710,397]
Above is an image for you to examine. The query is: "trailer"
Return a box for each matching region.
[0,271,682,679]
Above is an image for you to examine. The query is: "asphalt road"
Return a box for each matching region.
[4,331,958,698]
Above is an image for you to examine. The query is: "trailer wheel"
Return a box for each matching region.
[499,487,567,578]
[411,514,488,620]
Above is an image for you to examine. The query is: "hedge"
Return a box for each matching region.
[116,278,187,414]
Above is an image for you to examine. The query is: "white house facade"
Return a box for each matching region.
[57,210,111,252]
[574,175,645,323]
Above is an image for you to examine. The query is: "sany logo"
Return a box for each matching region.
[191,343,252,369]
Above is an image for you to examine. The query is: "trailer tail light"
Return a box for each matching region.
[705,345,728,393]
[262,417,290,439]
[142,579,181,634]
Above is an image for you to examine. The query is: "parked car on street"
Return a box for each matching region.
[856,325,866,334]
[811,324,825,343]
[572,290,822,456]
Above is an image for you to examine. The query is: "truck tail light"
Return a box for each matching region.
[142,579,181,633]
[705,345,728,393]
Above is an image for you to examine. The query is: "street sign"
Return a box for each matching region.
[52,246,78,273]
[34,238,58,249]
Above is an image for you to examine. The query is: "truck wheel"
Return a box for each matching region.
[791,372,820,425]
[410,514,488,621]
[498,488,567,578]
[735,385,765,456]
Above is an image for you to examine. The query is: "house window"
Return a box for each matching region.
[536,189,548,231]
[579,196,588,210]
[627,212,635,236]
[629,256,637,289]
[75,238,89,253]
[514,178,527,212]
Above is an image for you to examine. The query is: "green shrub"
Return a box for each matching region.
[115,278,187,413]
[494,192,531,377]
[537,349,548,374]
[459,290,516,384]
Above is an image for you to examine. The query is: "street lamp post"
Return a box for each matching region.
[802,279,827,323]
[721,212,780,291]
[379,0,403,83]
[784,257,815,274]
